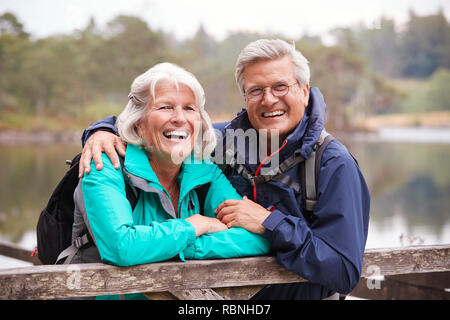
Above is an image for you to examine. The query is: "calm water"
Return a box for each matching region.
[1,128,449,267]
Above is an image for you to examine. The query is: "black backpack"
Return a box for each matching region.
[36,153,210,265]
[36,153,138,264]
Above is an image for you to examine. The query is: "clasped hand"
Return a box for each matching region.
[215,196,270,234]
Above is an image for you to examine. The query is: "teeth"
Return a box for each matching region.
[263,110,285,118]
[163,131,188,139]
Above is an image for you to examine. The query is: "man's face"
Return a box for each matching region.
[242,55,310,144]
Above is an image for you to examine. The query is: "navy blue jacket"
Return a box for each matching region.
[82,87,370,299]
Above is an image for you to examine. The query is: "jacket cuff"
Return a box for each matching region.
[179,220,197,261]
[81,116,118,146]
[186,222,197,247]
[179,219,197,246]
[182,243,196,260]
[262,209,285,240]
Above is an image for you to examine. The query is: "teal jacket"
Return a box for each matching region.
[78,143,270,267]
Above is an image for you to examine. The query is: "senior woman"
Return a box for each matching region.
[69,63,270,298]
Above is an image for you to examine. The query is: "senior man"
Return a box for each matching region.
[78,39,370,300]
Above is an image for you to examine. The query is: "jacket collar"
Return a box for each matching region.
[124,144,158,184]
[124,144,213,194]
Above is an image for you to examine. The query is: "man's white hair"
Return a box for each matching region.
[235,39,310,95]
[116,62,216,160]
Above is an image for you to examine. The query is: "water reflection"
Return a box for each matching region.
[342,138,450,247]
[0,133,449,252]
[0,143,81,243]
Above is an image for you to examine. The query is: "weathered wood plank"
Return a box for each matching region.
[350,271,450,300]
[214,285,266,300]
[0,256,303,299]
[350,275,450,300]
[0,245,448,300]
[386,271,450,290]
[142,291,178,300]
[0,240,41,265]
[144,289,229,300]
[144,286,266,300]
[361,245,450,277]
[168,289,227,300]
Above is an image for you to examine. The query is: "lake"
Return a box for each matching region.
[1,126,449,267]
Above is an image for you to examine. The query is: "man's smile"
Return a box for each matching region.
[262,110,286,118]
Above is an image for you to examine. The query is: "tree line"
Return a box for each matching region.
[0,10,449,131]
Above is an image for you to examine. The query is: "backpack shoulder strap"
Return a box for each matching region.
[56,154,139,264]
[300,129,335,218]
[194,183,211,216]
[119,156,139,210]
[218,140,305,187]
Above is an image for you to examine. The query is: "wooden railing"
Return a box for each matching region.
[0,240,449,300]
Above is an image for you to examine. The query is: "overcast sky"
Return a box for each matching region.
[1,0,449,43]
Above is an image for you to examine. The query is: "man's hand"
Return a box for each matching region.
[185,214,228,236]
[215,196,270,234]
[79,131,126,178]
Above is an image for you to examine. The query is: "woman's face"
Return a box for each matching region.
[139,80,201,164]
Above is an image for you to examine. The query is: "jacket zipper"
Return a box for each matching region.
[253,140,288,203]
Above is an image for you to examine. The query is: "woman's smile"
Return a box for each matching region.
[162,129,190,141]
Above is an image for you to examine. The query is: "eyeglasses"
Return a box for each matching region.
[244,82,299,102]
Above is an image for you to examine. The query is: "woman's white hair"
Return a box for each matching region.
[235,39,310,95]
[116,62,216,160]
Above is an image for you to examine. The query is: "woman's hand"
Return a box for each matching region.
[185,214,228,237]
[215,196,270,234]
[79,131,126,178]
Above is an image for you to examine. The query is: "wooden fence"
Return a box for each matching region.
[0,240,449,300]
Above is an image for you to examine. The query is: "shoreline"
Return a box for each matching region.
[1,110,449,144]
[2,125,450,145]
[0,130,82,144]
[358,111,450,130]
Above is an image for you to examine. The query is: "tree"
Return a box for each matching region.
[426,68,450,111]
[0,13,30,113]
[0,12,28,37]
[103,15,167,95]
[356,17,401,77]
[399,10,450,78]
[308,40,366,129]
